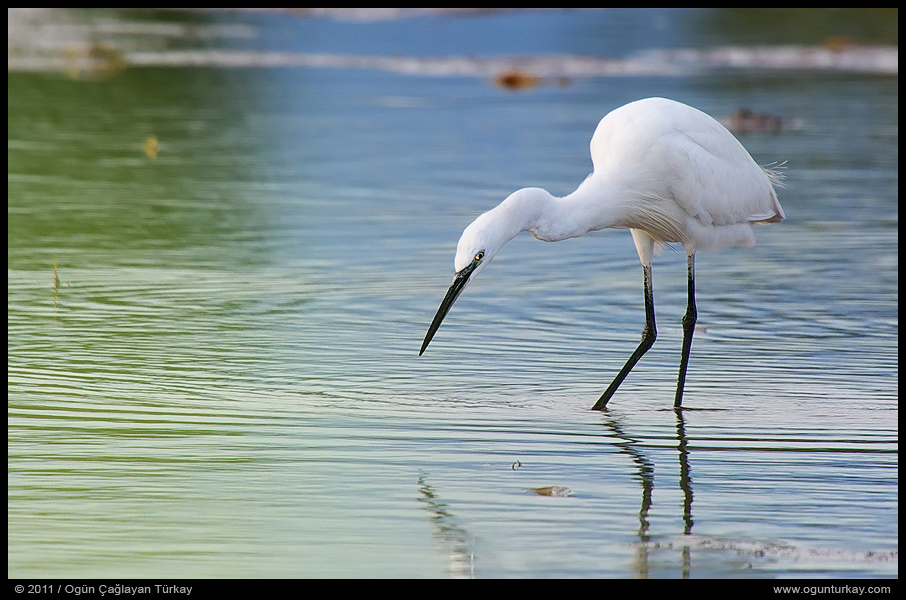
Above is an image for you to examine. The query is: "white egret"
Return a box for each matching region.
[420,97,784,409]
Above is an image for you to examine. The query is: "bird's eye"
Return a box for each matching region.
[474,251,485,262]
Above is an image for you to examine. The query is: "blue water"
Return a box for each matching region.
[8,9,898,578]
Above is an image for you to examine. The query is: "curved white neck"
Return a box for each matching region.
[503,180,623,243]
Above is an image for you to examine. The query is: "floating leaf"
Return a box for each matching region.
[528,486,571,497]
[143,135,159,159]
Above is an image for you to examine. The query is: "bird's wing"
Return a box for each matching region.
[664,122,784,227]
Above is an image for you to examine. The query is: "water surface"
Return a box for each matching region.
[8,8,898,578]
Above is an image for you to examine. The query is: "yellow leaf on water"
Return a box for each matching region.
[528,486,571,497]
[143,135,159,159]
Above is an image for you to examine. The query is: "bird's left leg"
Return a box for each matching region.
[591,263,657,410]
[674,254,697,408]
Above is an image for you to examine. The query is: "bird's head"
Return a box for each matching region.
[453,208,510,275]
[420,188,553,355]
[419,202,521,356]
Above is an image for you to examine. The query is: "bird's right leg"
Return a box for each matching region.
[674,254,697,408]
[592,264,657,410]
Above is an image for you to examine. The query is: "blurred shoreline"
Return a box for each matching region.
[9,8,898,77]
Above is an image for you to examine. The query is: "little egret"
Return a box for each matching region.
[420,97,784,409]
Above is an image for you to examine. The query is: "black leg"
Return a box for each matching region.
[674,254,697,408]
[592,264,657,410]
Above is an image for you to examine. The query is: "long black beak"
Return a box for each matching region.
[419,262,477,356]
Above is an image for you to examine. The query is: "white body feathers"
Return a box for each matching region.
[455,97,784,274]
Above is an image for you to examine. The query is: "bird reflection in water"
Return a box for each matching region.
[417,474,474,578]
[603,408,695,578]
